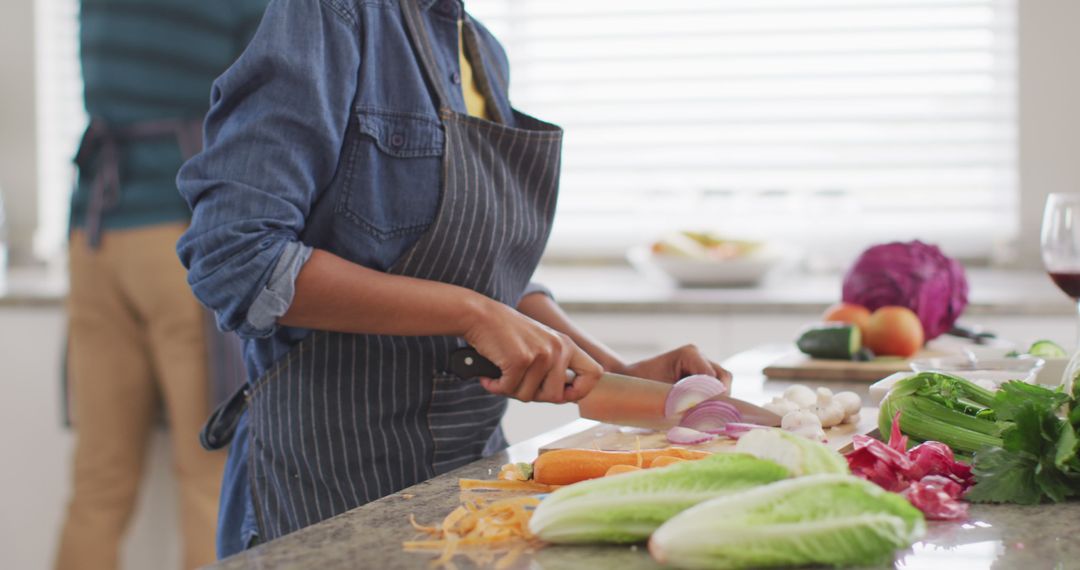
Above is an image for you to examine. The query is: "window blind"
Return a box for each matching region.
[34,0,1017,261]
[467,0,1018,260]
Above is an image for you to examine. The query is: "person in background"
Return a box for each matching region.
[54,1,269,569]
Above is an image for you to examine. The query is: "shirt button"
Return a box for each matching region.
[450,71,462,85]
[390,133,405,147]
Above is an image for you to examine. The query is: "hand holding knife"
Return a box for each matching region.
[449,347,780,429]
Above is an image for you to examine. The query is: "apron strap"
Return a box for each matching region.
[399,0,453,114]
[200,383,249,451]
[76,117,205,248]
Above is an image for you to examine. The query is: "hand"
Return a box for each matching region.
[462,297,603,403]
[618,344,732,388]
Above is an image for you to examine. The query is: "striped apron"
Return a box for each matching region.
[242,0,563,541]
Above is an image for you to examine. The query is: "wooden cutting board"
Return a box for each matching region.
[539,408,879,455]
[762,350,948,382]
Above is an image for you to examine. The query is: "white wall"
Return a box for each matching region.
[1016,0,1080,267]
[0,307,181,570]
[0,0,39,262]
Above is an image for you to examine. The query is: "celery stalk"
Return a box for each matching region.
[879,373,1005,454]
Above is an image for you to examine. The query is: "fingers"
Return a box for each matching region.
[479,344,530,397]
[514,351,551,403]
[564,346,603,402]
[537,341,574,404]
[677,344,715,377]
[710,362,733,389]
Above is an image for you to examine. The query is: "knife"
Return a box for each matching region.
[448,347,781,429]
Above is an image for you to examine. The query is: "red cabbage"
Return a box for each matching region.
[842,241,968,340]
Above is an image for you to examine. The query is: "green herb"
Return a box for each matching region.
[965,381,1080,504]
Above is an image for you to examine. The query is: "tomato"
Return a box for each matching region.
[822,302,871,333]
[864,306,925,357]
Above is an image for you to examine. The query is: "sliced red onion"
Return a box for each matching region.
[719,422,768,439]
[679,400,742,433]
[664,375,728,419]
[665,426,717,445]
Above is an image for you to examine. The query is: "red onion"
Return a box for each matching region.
[664,375,728,419]
[679,400,742,433]
[665,426,717,445]
[719,422,767,439]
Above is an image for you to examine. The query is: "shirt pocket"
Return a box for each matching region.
[337,108,444,241]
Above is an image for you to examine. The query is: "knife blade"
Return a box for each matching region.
[447,347,781,429]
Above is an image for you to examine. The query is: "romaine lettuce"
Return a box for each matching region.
[649,474,925,569]
[529,453,790,544]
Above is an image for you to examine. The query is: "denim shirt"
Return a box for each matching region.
[177,0,525,386]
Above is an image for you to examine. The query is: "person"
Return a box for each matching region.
[55,1,269,569]
[178,0,733,557]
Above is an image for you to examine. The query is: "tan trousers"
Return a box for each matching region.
[56,224,225,570]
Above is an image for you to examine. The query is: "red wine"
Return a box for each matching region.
[1049,271,1080,299]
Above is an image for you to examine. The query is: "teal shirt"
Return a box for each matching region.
[70,0,268,231]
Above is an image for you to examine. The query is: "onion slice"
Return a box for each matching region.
[665,426,717,445]
[679,400,742,433]
[664,375,728,419]
[719,422,767,439]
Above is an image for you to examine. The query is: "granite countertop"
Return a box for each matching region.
[2,264,1075,316]
[204,347,1080,570]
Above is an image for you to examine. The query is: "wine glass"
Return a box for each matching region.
[1041,193,1080,348]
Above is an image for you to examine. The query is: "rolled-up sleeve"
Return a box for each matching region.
[177,0,359,338]
[517,282,554,306]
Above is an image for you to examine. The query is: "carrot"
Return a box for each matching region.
[405,495,542,568]
[532,447,712,485]
[604,464,642,477]
[649,455,687,468]
[458,479,556,493]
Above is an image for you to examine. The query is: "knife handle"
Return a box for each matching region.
[448,347,503,379]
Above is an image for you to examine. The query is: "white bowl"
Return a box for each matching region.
[867,357,1045,405]
[1036,357,1069,387]
[627,245,782,287]
[909,355,1044,377]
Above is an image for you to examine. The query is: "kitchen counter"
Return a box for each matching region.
[2,264,1074,316]
[203,347,1080,570]
[532,265,1074,316]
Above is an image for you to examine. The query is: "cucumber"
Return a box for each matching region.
[1028,339,1067,358]
[853,347,876,362]
[796,324,862,360]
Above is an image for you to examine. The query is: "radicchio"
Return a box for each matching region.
[844,411,972,520]
[904,475,969,521]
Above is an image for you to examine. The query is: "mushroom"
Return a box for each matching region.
[809,401,845,428]
[783,384,817,408]
[763,396,800,417]
[834,391,862,418]
[781,410,826,441]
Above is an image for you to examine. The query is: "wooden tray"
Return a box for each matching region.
[762,350,947,383]
[539,408,879,455]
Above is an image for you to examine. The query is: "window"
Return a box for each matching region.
[34,0,1017,263]
[467,0,1018,261]
[35,0,85,260]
